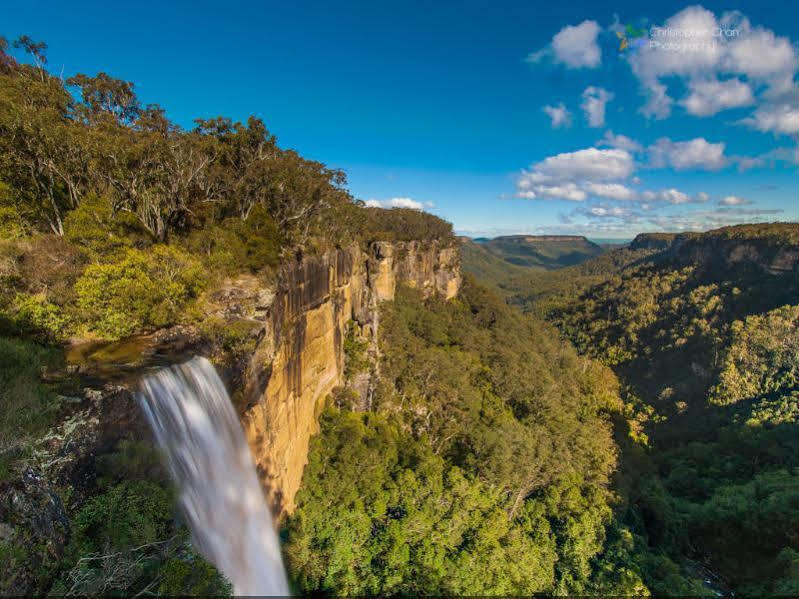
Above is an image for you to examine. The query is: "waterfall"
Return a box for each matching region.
[137,356,290,596]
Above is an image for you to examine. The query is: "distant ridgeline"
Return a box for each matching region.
[631,223,799,275]
[461,234,604,275]
[504,222,799,596]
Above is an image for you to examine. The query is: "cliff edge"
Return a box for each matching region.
[240,240,460,516]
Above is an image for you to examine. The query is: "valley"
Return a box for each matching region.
[1,30,798,597]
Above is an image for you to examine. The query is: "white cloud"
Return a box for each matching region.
[722,14,798,83]
[641,188,710,204]
[519,147,635,188]
[626,6,798,119]
[542,103,572,128]
[735,156,765,171]
[523,183,587,202]
[584,182,637,201]
[587,205,634,218]
[740,102,799,135]
[630,6,721,118]
[581,86,614,127]
[364,197,425,210]
[598,130,644,153]
[681,78,754,116]
[529,20,601,69]
[648,137,727,170]
[718,195,751,205]
[732,146,798,170]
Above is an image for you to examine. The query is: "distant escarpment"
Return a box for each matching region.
[633,223,799,275]
[239,240,461,516]
[465,234,603,270]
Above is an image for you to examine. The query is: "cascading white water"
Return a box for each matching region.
[137,356,290,596]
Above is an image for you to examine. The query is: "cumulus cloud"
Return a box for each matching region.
[648,137,727,170]
[584,205,638,219]
[681,77,754,116]
[584,182,637,201]
[598,130,644,153]
[542,103,572,128]
[517,148,634,201]
[718,195,751,205]
[581,86,614,127]
[518,183,587,202]
[731,146,798,171]
[528,20,601,69]
[740,102,799,135]
[722,13,797,84]
[626,6,798,119]
[641,188,710,204]
[519,148,634,189]
[364,197,425,210]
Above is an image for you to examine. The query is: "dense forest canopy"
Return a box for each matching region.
[0,36,457,595]
[461,225,799,595]
[0,35,454,343]
[4,31,799,597]
[285,281,677,596]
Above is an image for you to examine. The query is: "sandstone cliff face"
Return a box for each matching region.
[240,240,460,516]
[668,235,799,275]
[630,230,799,275]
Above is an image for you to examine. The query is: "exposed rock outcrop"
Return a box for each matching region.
[667,234,799,275]
[49,239,460,521]
[629,232,678,251]
[240,240,460,516]
[631,227,799,276]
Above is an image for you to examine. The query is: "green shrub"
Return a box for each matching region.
[343,321,369,379]
[198,316,261,368]
[95,440,171,488]
[183,204,281,274]
[0,336,63,453]
[0,182,27,239]
[54,479,231,596]
[158,555,233,596]
[1,292,72,342]
[74,245,206,339]
[69,480,173,559]
[63,192,146,257]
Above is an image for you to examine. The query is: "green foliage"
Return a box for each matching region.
[0,41,453,251]
[74,245,205,338]
[285,409,559,596]
[686,470,799,593]
[198,316,261,369]
[95,439,170,488]
[356,206,454,244]
[689,222,799,244]
[712,305,799,405]
[285,279,639,596]
[46,439,231,596]
[0,336,62,452]
[182,203,281,274]
[508,226,799,594]
[746,390,799,427]
[470,235,603,269]
[0,181,26,238]
[158,554,233,596]
[68,480,173,558]
[343,321,369,379]
[0,292,71,342]
[62,192,145,257]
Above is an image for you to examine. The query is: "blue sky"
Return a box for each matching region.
[4,0,798,238]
